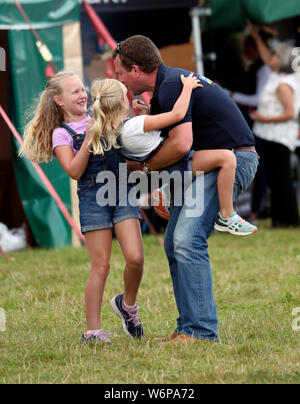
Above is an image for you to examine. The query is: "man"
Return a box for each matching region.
[113,35,259,343]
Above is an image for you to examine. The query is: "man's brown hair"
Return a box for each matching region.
[113,35,163,73]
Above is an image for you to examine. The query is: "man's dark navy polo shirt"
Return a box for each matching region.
[150,64,255,151]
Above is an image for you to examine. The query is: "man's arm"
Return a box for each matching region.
[146,122,193,171]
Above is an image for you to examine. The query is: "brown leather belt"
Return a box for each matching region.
[233,146,256,153]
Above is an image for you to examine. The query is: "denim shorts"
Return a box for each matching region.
[234,150,260,194]
[78,174,141,234]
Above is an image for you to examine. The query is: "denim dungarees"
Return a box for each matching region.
[60,123,141,234]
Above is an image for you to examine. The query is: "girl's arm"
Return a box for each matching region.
[143,74,202,133]
[55,125,92,180]
[250,84,295,123]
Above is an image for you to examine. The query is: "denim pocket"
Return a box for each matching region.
[77,182,92,197]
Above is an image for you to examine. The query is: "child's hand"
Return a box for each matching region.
[181,73,203,90]
[132,99,149,115]
[85,120,94,142]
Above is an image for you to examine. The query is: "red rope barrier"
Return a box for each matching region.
[14,0,58,77]
[83,0,116,51]
[83,0,164,244]
[0,245,7,259]
[83,0,151,106]
[14,0,39,41]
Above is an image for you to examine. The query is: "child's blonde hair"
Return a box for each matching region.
[89,78,127,155]
[19,69,78,163]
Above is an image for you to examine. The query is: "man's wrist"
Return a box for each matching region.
[143,161,151,175]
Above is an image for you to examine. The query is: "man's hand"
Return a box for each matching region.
[132,99,149,115]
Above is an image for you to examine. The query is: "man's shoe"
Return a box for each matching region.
[153,333,197,344]
[169,334,198,344]
[153,332,220,344]
[152,332,178,343]
[111,294,144,339]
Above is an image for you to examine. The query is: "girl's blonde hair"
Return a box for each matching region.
[19,69,78,163]
[89,78,127,155]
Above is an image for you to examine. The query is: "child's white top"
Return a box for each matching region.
[120,115,164,160]
[253,72,300,151]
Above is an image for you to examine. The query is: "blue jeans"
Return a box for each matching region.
[164,151,259,340]
[77,148,141,234]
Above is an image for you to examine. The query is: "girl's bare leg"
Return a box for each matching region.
[114,219,144,306]
[192,150,237,219]
[84,229,113,330]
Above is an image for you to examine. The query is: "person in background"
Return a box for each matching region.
[224,33,272,225]
[226,34,271,126]
[248,22,300,228]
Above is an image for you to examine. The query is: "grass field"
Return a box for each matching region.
[0,220,300,384]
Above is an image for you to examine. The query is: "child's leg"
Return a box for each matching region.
[192,150,237,219]
[114,219,144,306]
[111,219,144,339]
[84,229,113,331]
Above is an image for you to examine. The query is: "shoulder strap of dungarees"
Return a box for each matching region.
[60,111,93,136]
[60,122,78,136]
[86,109,93,118]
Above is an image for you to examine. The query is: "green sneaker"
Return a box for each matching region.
[214,212,258,236]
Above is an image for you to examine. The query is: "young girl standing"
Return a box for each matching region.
[19,70,145,343]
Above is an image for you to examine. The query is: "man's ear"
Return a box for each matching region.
[132,64,142,77]
[54,95,63,107]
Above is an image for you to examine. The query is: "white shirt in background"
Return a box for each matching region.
[253,72,300,151]
[295,71,300,88]
[295,71,300,149]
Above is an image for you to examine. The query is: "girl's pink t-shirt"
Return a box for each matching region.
[52,116,90,156]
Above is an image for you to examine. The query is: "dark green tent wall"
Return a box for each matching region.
[0,0,79,28]
[210,0,300,31]
[1,0,80,248]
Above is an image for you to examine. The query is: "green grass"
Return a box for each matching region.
[0,220,300,384]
